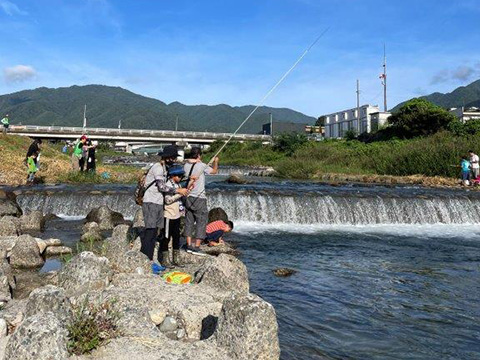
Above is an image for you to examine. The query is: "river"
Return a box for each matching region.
[10,180,480,360]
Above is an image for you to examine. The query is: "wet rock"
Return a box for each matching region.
[9,234,44,269]
[199,242,239,257]
[0,197,22,218]
[44,213,60,221]
[273,268,297,277]
[195,254,249,294]
[215,293,280,360]
[4,312,69,360]
[208,207,229,223]
[58,251,112,295]
[19,211,45,232]
[226,172,248,184]
[82,221,101,234]
[0,216,21,237]
[25,285,72,323]
[45,246,72,256]
[86,205,126,231]
[81,221,103,242]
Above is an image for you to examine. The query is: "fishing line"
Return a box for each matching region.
[208,28,330,165]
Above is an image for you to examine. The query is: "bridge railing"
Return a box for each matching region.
[9,125,271,141]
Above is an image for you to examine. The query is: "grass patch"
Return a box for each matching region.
[67,298,120,355]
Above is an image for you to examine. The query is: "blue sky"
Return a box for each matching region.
[1,0,479,117]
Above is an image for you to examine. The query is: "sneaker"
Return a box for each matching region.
[186,246,207,256]
[151,263,166,275]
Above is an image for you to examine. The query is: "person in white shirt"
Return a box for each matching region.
[469,150,479,178]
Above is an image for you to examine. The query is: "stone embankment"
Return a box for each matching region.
[0,191,280,360]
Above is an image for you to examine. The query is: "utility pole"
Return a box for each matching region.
[382,44,387,112]
[83,104,87,129]
[269,112,273,136]
[175,114,179,131]
[356,80,361,134]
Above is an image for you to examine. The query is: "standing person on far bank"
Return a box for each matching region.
[461,156,471,186]
[1,114,9,134]
[183,147,219,253]
[469,150,479,179]
[141,145,188,263]
[72,135,87,171]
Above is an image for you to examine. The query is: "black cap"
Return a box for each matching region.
[158,145,179,158]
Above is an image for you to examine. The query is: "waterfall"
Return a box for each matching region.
[15,187,480,225]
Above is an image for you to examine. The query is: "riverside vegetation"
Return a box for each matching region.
[205,99,480,186]
[0,134,138,185]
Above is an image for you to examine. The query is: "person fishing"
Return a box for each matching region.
[141,145,188,263]
[183,147,219,254]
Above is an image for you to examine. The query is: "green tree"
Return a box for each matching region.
[273,133,308,156]
[388,98,456,138]
[315,116,326,127]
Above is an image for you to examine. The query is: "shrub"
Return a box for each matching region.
[67,299,120,355]
[273,133,308,156]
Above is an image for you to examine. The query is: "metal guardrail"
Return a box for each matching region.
[9,125,271,141]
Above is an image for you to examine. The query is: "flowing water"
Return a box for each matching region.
[10,181,480,359]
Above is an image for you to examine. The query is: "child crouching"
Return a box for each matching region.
[205,220,233,246]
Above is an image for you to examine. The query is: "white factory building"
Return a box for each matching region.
[449,107,480,123]
[323,105,391,139]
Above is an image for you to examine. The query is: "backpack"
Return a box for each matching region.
[134,166,156,206]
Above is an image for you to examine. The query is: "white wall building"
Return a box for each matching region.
[449,107,480,123]
[323,105,390,139]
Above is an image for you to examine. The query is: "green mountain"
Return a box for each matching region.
[393,79,480,111]
[0,85,315,133]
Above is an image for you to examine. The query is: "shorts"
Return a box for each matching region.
[142,202,164,229]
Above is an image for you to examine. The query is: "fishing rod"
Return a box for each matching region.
[208,28,330,165]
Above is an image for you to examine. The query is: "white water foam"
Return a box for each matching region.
[233,221,480,240]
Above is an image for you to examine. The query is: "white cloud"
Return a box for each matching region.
[3,65,37,83]
[0,0,27,16]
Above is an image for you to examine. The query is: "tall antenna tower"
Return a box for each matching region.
[356,79,361,133]
[381,44,387,112]
[83,104,87,129]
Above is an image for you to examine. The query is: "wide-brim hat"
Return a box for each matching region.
[158,145,179,158]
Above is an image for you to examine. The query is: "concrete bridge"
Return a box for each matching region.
[9,125,271,152]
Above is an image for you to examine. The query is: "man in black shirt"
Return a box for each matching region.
[26,139,42,165]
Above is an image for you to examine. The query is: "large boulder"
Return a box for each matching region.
[0,216,21,236]
[215,293,280,360]
[58,251,112,295]
[9,234,44,269]
[0,254,15,302]
[4,312,69,360]
[19,210,45,232]
[111,250,151,274]
[45,245,72,256]
[25,285,72,323]
[132,208,144,228]
[195,254,249,294]
[86,206,126,231]
[0,236,17,256]
[208,207,229,223]
[0,197,22,218]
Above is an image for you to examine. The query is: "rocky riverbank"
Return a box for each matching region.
[0,191,280,359]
